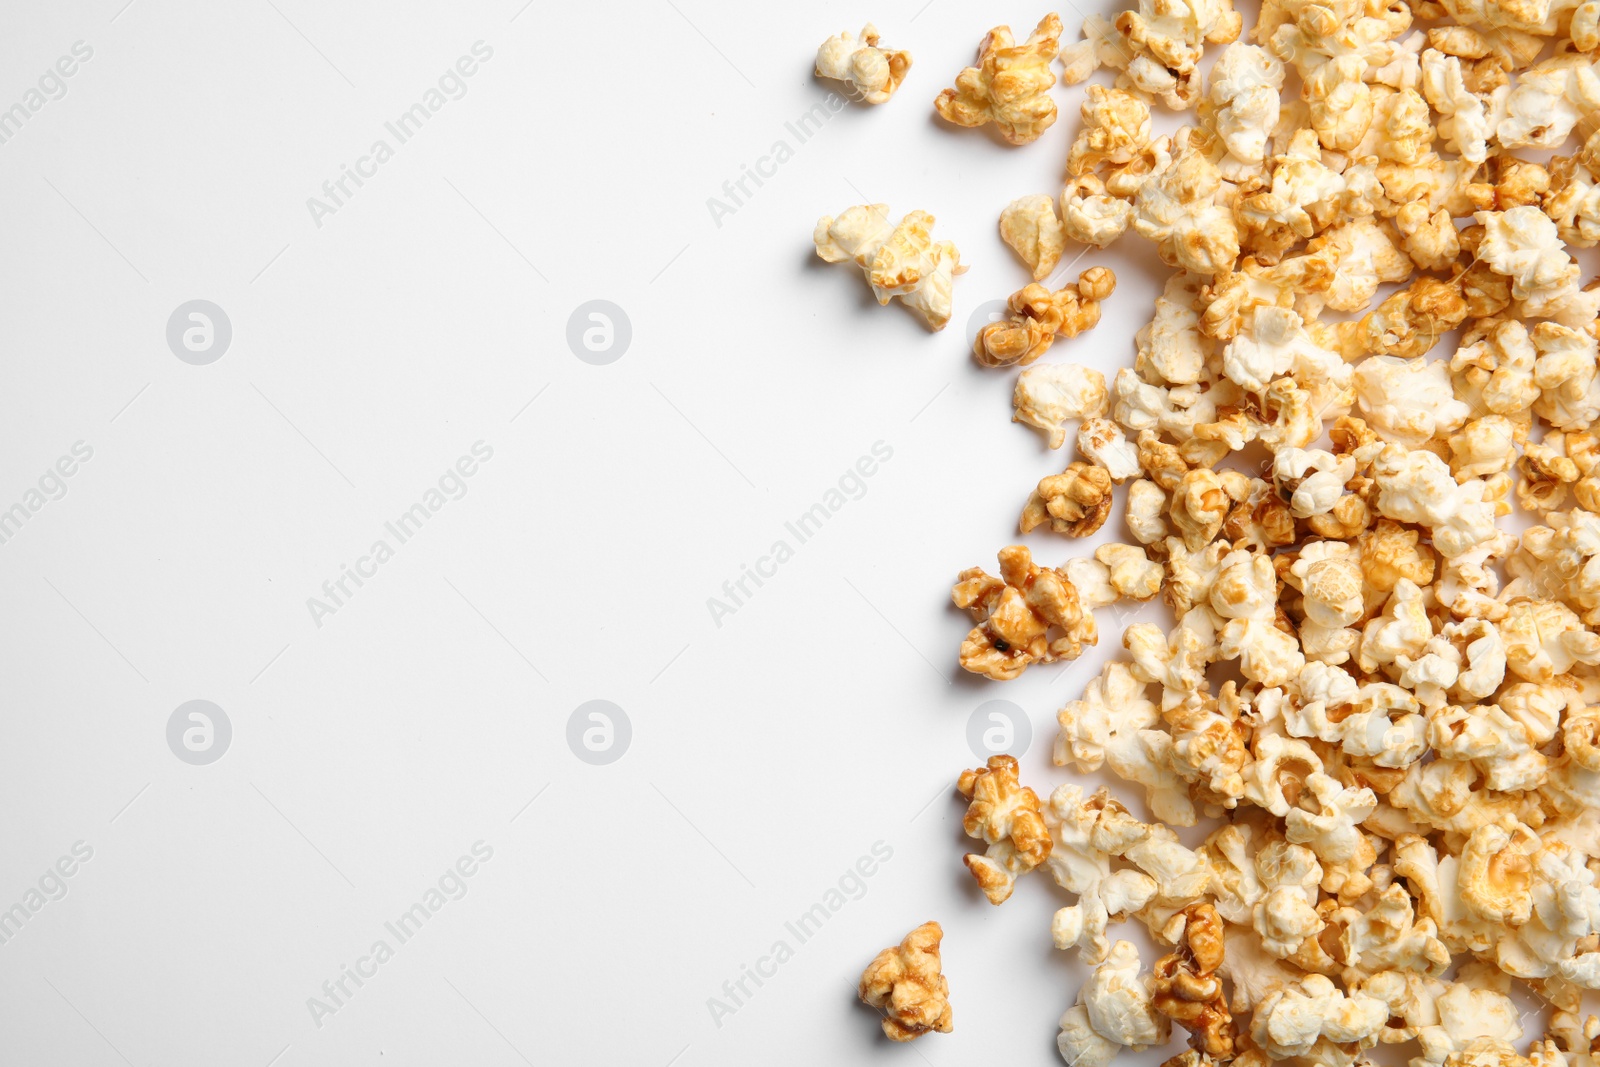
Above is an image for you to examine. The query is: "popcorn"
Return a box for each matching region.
[953,545,1097,679]
[814,24,911,104]
[813,205,967,329]
[958,754,1053,903]
[1000,194,1065,281]
[1079,418,1141,481]
[935,14,1063,145]
[1078,941,1171,1052]
[1014,362,1110,449]
[1090,0,1245,109]
[845,0,1600,1053]
[1022,461,1116,537]
[859,922,953,1041]
[1152,903,1234,1057]
[1134,131,1241,275]
[976,268,1117,367]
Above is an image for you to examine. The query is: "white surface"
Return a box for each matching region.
[0,2,1181,1064]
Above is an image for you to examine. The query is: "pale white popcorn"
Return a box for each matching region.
[1421,48,1492,162]
[1276,448,1357,519]
[1224,306,1335,398]
[1355,358,1471,447]
[1126,479,1169,545]
[1413,971,1524,1067]
[1126,608,1219,700]
[1533,324,1600,432]
[1476,207,1584,321]
[814,24,911,104]
[1086,0,1245,110]
[1000,194,1065,281]
[1058,941,1170,1066]
[1205,43,1285,172]
[1249,972,1388,1058]
[1135,273,1208,387]
[1134,133,1240,275]
[1057,661,1197,825]
[1312,217,1414,314]
[1498,54,1600,150]
[813,206,967,329]
[1500,597,1600,683]
[1078,418,1141,482]
[1014,363,1109,449]
[1045,785,1160,963]
[1062,176,1136,247]
[1113,369,1218,442]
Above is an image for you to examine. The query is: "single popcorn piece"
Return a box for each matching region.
[934,14,1063,145]
[1014,362,1109,448]
[1000,194,1066,280]
[1078,418,1141,482]
[1022,461,1116,537]
[814,24,911,105]
[976,268,1117,367]
[952,545,1097,679]
[957,754,1053,904]
[858,922,953,1041]
[1134,130,1241,275]
[813,205,967,329]
[1068,85,1155,175]
[1203,43,1285,173]
[1062,175,1136,247]
[1152,903,1233,1057]
[1058,940,1172,1067]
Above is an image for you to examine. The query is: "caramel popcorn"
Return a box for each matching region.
[934,14,1063,145]
[976,267,1117,368]
[953,546,1096,679]
[859,922,953,1040]
[958,754,1054,904]
[823,0,1600,1054]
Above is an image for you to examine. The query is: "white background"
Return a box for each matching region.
[0,1,1185,1064]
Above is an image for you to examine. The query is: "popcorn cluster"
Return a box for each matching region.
[833,0,1600,1051]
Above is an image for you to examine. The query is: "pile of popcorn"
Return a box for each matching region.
[820,0,1600,1056]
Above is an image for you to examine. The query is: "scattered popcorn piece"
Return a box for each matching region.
[953,545,1097,679]
[957,754,1053,903]
[976,268,1116,367]
[814,24,911,104]
[1000,194,1066,280]
[813,205,967,329]
[858,922,953,1041]
[935,14,1063,145]
[1014,362,1109,448]
[1023,461,1116,537]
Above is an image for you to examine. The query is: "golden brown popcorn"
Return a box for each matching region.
[814,24,911,104]
[1014,362,1109,448]
[952,545,1097,679]
[957,754,1053,904]
[858,921,953,1041]
[1000,194,1065,281]
[813,205,967,329]
[1337,277,1470,361]
[934,14,1063,145]
[1152,902,1234,1058]
[975,268,1117,367]
[1068,85,1155,176]
[1170,468,1230,551]
[1022,461,1115,537]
